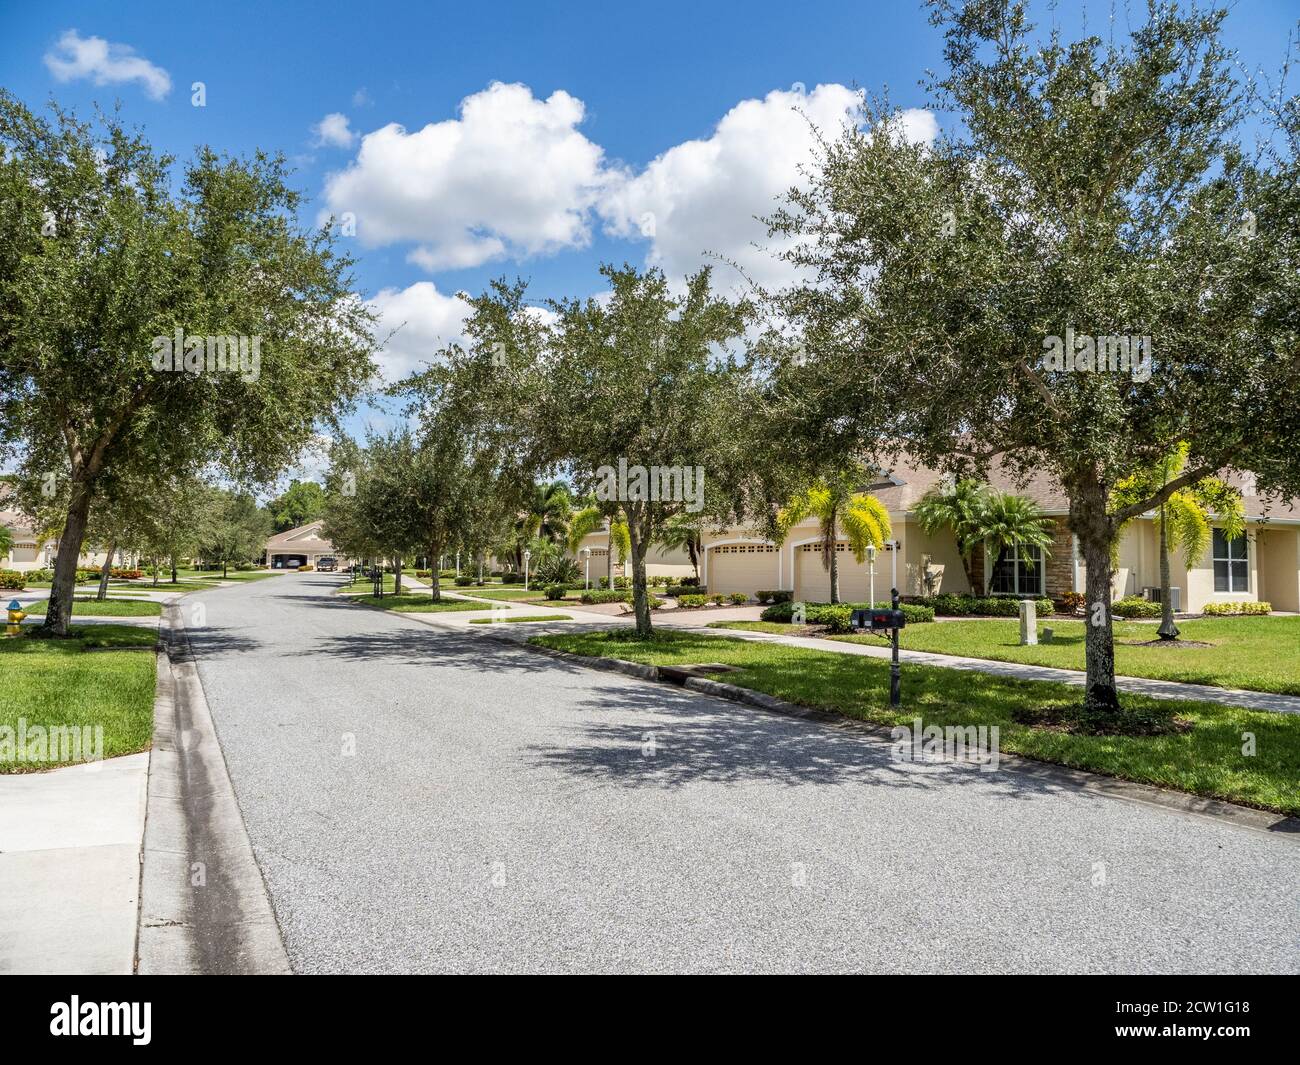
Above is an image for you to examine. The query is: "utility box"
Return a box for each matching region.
[1019,598,1037,645]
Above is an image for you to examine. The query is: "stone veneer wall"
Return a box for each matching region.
[967,516,1074,599]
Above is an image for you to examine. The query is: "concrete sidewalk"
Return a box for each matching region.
[0,753,149,974]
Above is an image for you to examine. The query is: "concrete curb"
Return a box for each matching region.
[136,605,292,974]
[511,639,1300,841]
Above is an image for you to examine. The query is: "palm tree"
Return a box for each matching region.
[656,514,703,581]
[512,480,572,570]
[978,490,1054,591]
[1114,444,1244,639]
[913,478,989,591]
[776,473,891,604]
[567,501,629,586]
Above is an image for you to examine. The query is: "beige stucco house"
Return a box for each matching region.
[264,521,347,569]
[1,495,135,574]
[591,456,1299,612]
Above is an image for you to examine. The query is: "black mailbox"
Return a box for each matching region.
[851,607,906,631]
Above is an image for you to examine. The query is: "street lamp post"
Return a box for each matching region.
[581,547,591,590]
[891,539,900,591]
[524,549,532,591]
[455,551,460,578]
[866,544,877,607]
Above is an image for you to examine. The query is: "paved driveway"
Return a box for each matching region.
[185,573,1300,973]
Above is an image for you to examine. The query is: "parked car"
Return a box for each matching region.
[317,557,337,572]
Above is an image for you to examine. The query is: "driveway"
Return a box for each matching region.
[183,573,1300,973]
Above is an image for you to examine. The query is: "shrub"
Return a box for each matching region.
[580,589,632,604]
[0,570,26,590]
[666,584,707,598]
[677,594,709,608]
[648,595,665,610]
[709,593,726,605]
[678,576,700,587]
[1057,591,1086,614]
[298,564,315,572]
[761,600,935,625]
[1203,600,1271,616]
[414,570,432,579]
[25,568,53,583]
[454,575,474,586]
[914,594,1052,618]
[545,584,567,601]
[536,556,581,586]
[598,575,631,590]
[502,572,522,584]
[110,567,144,580]
[729,592,749,605]
[1112,595,1160,618]
[235,562,254,571]
[755,589,793,605]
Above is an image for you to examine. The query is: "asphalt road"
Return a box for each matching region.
[187,573,1300,974]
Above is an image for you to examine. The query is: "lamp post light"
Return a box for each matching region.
[524,549,532,591]
[455,551,460,578]
[891,539,900,591]
[866,544,877,607]
[581,547,591,590]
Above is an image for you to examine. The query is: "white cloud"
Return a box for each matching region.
[313,112,356,148]
[322,82,614,271]
[365,281,472,383]
[352,87,372,108]
[598,86,936,291]
[43,29,171,100]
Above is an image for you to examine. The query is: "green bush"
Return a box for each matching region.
[755,589,793,605]
[729,592,749,605]
[666,584,708,598]
[673,593,706,608]
[761,600,935,626]
[414,570,432,579]
[913,593,1052,618]
[0,569,27,590]
[502,572,522,584]
[454,575,474,586]
[580,589,631,604]
[1112,595,1161,618]
[25,568,54,583]
[545,584,567,601]
[598,575,631,590]
[1203,600,1271,616]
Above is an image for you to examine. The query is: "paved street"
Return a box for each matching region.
[186,573,1300,974]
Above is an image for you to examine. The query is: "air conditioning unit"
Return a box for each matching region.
[1143,586,1180,611]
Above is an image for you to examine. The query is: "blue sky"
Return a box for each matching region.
[3,0,1295,484]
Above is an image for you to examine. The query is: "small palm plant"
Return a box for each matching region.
[567,499,630,586]
[978,490,1054,583]
[1113,443,1244,639]
[913,478,989,591]
[656,514,704,581]
[776,472,891,604]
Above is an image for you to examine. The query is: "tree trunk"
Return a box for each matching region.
[38,480,94,637]
[428,544,442,600]
[959,551,976,594]
[688,538,699,581]
[1070,477,1122,714]
[171,559,178,583]
[394,557,403,595]
[606,529,614,587]
[96,540,116,602]
[828,538,840,605]
[627,516,653,638]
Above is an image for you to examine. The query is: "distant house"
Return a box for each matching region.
[0,488,132,574]
[264,521,346,569]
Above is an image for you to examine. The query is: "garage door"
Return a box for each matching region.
[707,543,778,596]
[795,542,871,603]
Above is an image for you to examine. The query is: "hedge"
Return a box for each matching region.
[1203,600,1272,616]
[760,600,935,628]
[545,584,567,601]
[909,594,1054,618]
[0,569,26,590]
[755,589,793,605]
[580,589,632,604]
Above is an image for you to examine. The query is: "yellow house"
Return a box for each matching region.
[690,457,1299,611]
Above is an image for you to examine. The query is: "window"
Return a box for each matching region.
[988,544,1043,596]
[1213,529,1248,592]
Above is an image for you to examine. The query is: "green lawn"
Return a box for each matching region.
[468,614,572,624]
[531,628,1300,815]
[350,592,489,612]
[21,597,163,618]
[1,625,158,772]
[448,585,553,601]
[336,573,423,596]
[811,616,1300,696]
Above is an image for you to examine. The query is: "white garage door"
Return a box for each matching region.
[707,543,779,597]
[795,542,871,603]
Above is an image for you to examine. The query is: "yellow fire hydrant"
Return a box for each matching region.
[6,599,28,637]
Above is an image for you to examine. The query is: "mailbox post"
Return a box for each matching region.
[850,586,906,707]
